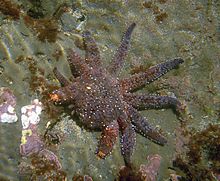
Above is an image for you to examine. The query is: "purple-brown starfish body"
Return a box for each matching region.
[50,23,183,166]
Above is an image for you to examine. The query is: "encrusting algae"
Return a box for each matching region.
[173,124,220,180]
[0,0,68,42]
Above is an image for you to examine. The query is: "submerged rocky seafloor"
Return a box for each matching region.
[0,0,219,180]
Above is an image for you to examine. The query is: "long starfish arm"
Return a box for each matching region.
[120,58,184,92]
[120,123,136,167]
[96,120,119,159]
[67,49,89,77]
[128,106,167,145]
[108,23,136,75]
[117,115,136,166]
[53,67,69,86]
[123,93,182,112]
[82,31,101,67]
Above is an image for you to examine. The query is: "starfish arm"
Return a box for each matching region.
[128,106,167,145]
[123,93,182,112]
[67,49,88,77]
[82,31,101,67]
[120,123,136,167]
[53,67,69,86]
[120,58,184,92]
[96,120,119,159]
[117,115,136,166]
[108,23,136,75]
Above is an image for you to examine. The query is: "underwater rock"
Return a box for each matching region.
[72,174,93,181]
[32,148,62,171]
[0,87,18,123]
[169,173,182,181]
[0,0,21,20]
[20,123,44,156]
[117,154,162,181]
[20,99,44,156]
[19,99,65,180]
[139,154,162,181]
[0,0,68,42]
[173,124,220,180]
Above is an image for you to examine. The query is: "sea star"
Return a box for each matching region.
[50,23,184,166]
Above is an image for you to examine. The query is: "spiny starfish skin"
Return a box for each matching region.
[50,23,184,166]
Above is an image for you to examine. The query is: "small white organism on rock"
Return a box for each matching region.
[0,87,18,123]
[21,99,42,129]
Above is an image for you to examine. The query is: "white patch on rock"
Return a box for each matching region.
[0,112,18,123]
[0,87,18,123]
[21,99,43,129]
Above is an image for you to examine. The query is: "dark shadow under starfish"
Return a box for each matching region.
[49,23,184,166]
